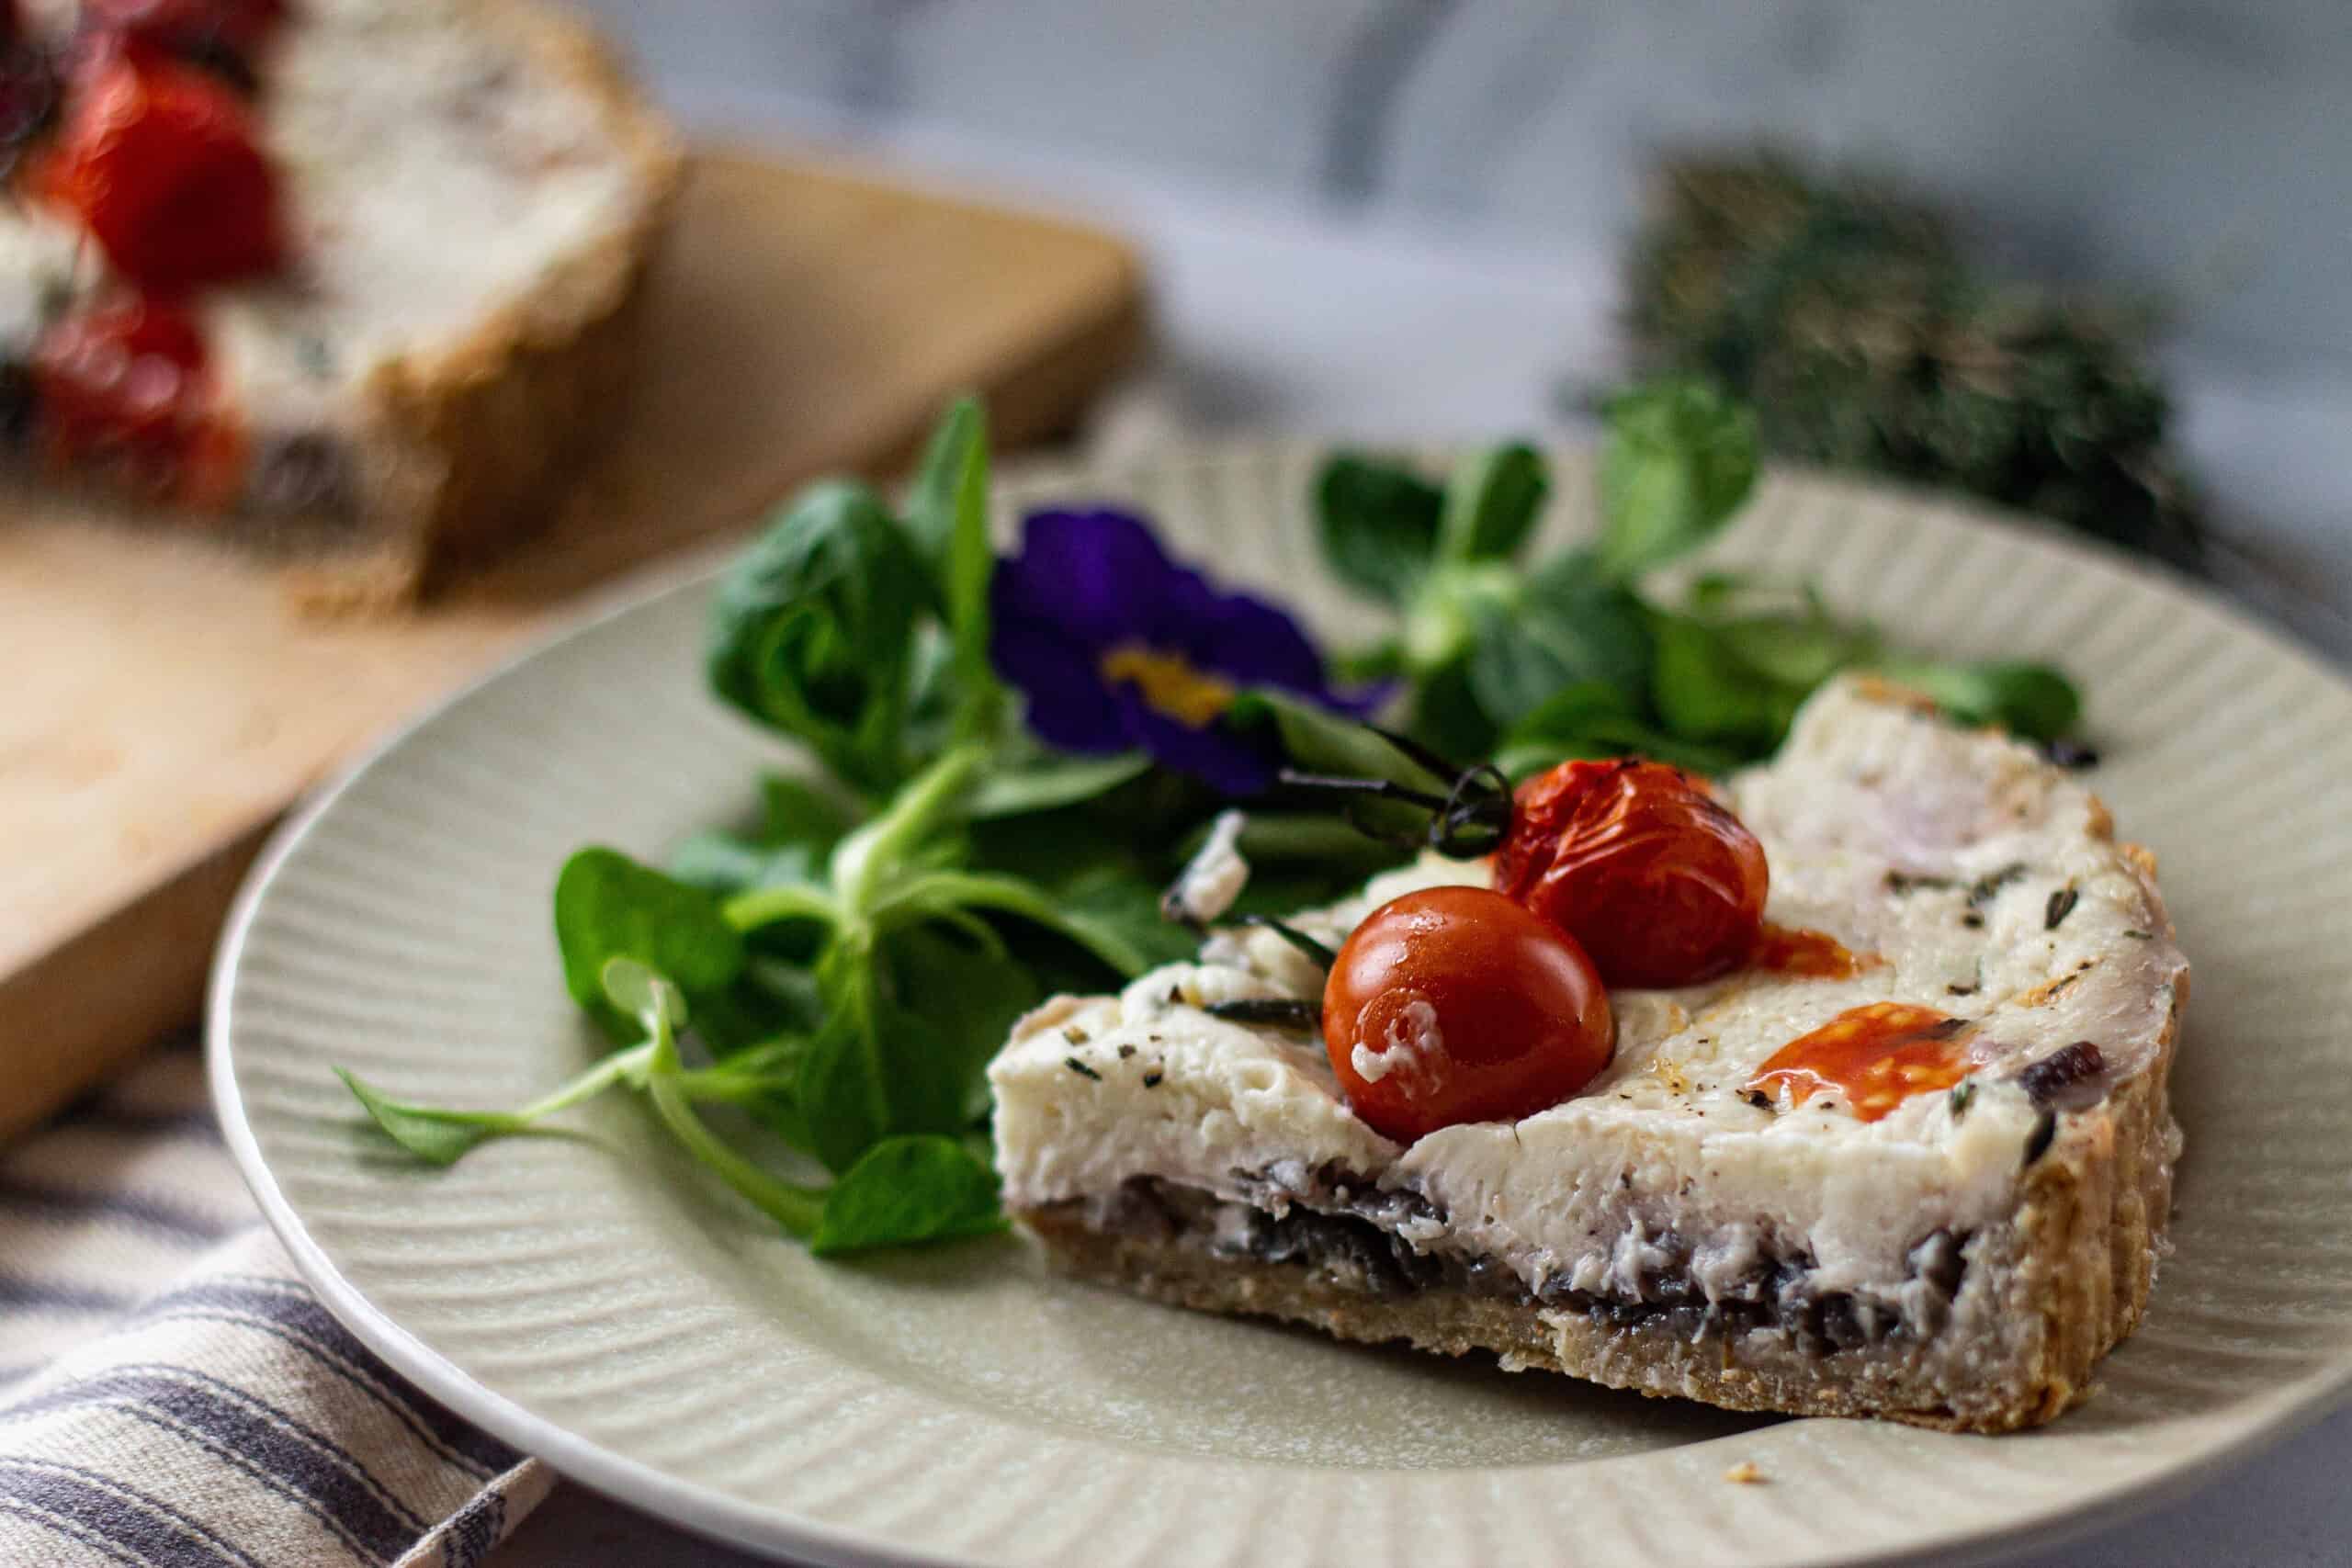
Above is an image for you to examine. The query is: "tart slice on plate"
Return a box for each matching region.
[0,0,679,603]
[990,677,2188,1431]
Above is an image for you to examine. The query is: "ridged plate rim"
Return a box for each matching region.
[212,442,2352,1567]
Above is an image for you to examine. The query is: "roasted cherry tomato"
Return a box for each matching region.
[1323,886,1614,1144]
[33,50,283,290]
[31,296,244,505]
[1493,758,1769,989]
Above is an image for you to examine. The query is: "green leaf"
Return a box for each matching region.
[598,956,689,1033]
[902,398,1001,740]
[809,1135,1006,1256]
[555,850,746,1041]
[1597,377,1760,578]
[1871,659,2082,742]
[876,868,1158,977]
[1313,454,1442,604]
[670,773,855,898]
[1402,658,1501,767]
[1493,681,1746,779]
[1464,547,1652,726]
[883,923,1041,1122]
[1053,867,1203,972]
[1648,614,1805,752]
[1438,441,1548,565]
[706,481,931,795]
[796,1021,892,1175]
[762,773,859,849]
[1227,688,1447,793]
[336,1070,526,1165]
[669,833,824,898]
[1711,612,1880,690]
[967,750,1151,819]
[337,1038,654,1167]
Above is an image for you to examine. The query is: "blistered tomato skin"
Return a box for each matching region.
[33,51,284,290]
[1323,886,1614,1145]
[1494,759,1770,990]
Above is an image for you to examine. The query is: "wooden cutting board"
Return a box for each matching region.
[0,143,1145,1138]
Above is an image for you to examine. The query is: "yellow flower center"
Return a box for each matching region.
[1098,642,1236,729]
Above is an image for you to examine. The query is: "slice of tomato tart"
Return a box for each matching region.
[989,676,2188,1432]
[0,0,678,603]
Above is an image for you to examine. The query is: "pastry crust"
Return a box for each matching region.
[301,0,683,607]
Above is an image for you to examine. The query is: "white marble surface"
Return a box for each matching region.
[489,17,2352,1561]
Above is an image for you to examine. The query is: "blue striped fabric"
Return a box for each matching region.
[0,1044,552,1567]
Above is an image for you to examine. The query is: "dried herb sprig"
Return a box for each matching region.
[1623,151,2203,569]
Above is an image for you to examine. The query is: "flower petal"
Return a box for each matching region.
[1118,691,1281,797]
[995,509,1176,655]
[1162,574,1330,696]
[989,613,1130,753]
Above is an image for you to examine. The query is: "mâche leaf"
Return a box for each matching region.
[903,397,1001,741]
[1464,549,1652,727]
[1870,658,2082,742]
[810,1135,1006,1255]
[1494,682,1744,779]
[1597,377,1759,579]
[1314,454,1442,604]
[555,849,748,1041]
[336,1070,530,1165]
[884,923,1043,1121]
[1437,441,1548,565]
[1648,613,1805,752]
[706,480,932,795]
[670,773,856,899]
[967,750,1151,819]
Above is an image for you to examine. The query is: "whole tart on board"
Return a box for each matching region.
[0,0,681,604]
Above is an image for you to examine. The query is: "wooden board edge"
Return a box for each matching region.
[2,815,275,1141]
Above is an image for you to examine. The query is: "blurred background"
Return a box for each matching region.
[571,0,2351,649]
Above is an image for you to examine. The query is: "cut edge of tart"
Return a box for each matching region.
[987,676,2188,1431]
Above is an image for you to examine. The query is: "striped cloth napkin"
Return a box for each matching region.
[0,1041,553,1567]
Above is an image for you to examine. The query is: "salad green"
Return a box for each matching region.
[343,383,2083,1255]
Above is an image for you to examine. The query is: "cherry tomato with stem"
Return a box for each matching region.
[1494,759,1769,989]
[1323,885,1614,1144]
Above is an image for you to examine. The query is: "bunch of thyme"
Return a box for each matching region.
[1623,152,2203,570]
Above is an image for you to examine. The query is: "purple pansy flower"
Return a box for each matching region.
[989,508,1380,795]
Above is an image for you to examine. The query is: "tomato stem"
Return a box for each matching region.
[1275,759,1514,859]
[1204,998,1321,1032]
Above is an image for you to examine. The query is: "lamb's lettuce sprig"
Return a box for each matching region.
[340,744,1112,1253]
[1315,376,2081,775]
